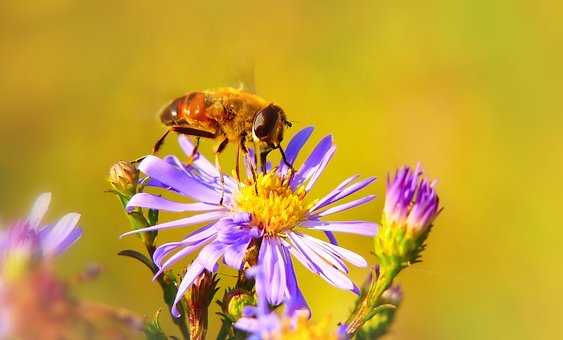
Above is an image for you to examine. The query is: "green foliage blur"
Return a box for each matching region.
[1,1,561,339]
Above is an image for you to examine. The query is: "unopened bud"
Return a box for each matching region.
[375,164,441,268]
[222,288,256,320]
[108,161,139,197]
[380,285,403,306]
[187,270,218,340]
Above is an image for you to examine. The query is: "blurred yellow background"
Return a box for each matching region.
[1,1,562,339]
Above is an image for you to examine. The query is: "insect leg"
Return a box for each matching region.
[154,126,215,154]
[235,141,242,181]
[259,149,272,174]
[131,155,146,164]
[277,145,293,170]
[214,138,229,205]
[277,145,296,181]
[243,144,257,185]
[171,126,216,138]
[153,129,171,154]
[252,140,259,193]
[187,137,201,164]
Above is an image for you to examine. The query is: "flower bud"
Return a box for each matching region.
[187,270,218,340]
[383,164,439,235]
[380,285,403,306]
[108,161,139,197]
[221,288,256,320]
[375,164,441,267]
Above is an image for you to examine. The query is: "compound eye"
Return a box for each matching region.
[253,104,281,141]
[160,98,182,125]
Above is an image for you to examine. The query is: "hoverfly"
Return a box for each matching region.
[154,87,293,201]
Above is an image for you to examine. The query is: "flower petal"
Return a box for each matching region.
[153,224,217,270]
[172,261,205,317]
[178,135,218,176]
[314,195,376,217]
[331,176,376,202]
[324,231,338,245]
[299,233,368,267]
[120,211,225,237]
[138,155,220,203]
[258,237,287,306]
[169,146,238,191]
[279,127,314,174]
[297,234,348,273]
[40,212,82,256]
[27,193,51,229]
[309,175,359,211]
[224,238,252,269]
[286,232,355,291]
[305,145,336,191]
[153,224,217,278]
[196,241,225,271]
[310,177,376,212]
[234,317,260,333]
[153,238,213,279]
[126,193,223,213]
[280,246,310,317]
[301,220,378,236]
[291,135,333,188]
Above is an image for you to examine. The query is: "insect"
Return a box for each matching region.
[154,87,293,200]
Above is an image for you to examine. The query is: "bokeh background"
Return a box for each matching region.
[1,1,562,339]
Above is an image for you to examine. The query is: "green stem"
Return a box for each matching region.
[345,264,401,337]
[119,200,190,340]
[217,318,234,340]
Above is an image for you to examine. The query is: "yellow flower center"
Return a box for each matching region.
[2,250,32,282]
[266,313,340,340]
[234,172,309,235]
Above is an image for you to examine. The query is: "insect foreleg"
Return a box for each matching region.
[214,137,229,206]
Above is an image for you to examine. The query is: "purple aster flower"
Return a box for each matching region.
[0,193,82,337]
[383,164,440,235]
[0,193,82,267]
[234,266,283,339]
[235,265,349,340]
[122,127,378,317]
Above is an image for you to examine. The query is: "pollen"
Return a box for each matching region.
[271,313,340,340]
[234,172,308,235]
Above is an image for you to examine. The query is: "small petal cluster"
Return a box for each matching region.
[0,193,82,280]
[0,193,82,338]
[123,127,378,317]
[383,164,440,235]
[375,165,440,266]
[235,266,348,340]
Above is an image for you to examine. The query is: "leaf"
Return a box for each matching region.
[118,249,157,274]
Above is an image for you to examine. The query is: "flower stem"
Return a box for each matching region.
[117,199,190,340]
[345,264,400,336]
[217,320,234,340]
